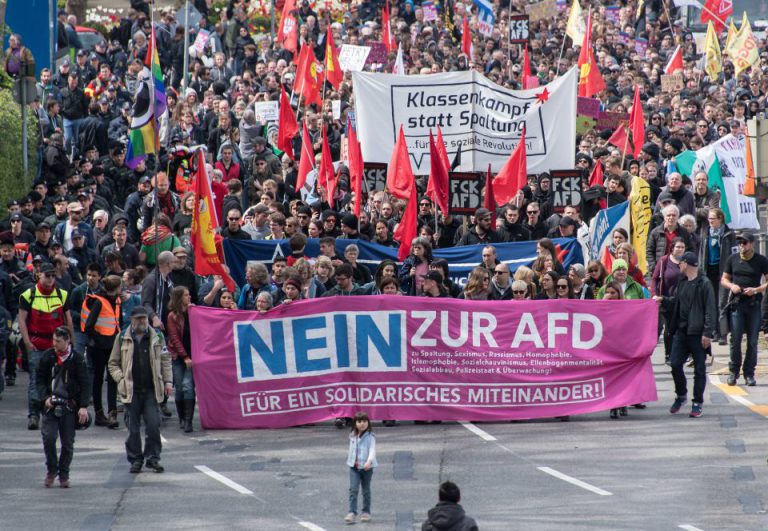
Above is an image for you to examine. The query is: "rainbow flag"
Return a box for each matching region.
[145,26,166,118]
[125,79,156,168]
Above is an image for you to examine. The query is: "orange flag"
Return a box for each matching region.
[348,119,364,216]
[577,10,606,97]
[191,150,235,291]
[493,129,527,205]
[386,125,414,199]
[277,86,298,160]
[325,28,343,89]
[295,121,315,193]
[744,129,756,196]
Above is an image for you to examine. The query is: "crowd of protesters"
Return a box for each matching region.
[1,0,768,462]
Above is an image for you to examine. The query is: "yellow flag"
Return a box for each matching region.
[723,19,738,57]
[629,175,651,274]
[704,21,722,82]
[726,12,760,76]
[566,0,585,44]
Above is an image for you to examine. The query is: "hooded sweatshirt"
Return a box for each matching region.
[422,502,478,531]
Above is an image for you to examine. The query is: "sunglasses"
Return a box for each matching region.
[420,203,430,207]
[43,272,55,278]
[228,217,241,221]
[527,210,539,214]
[494,270,507,275]
[557,284,569,289]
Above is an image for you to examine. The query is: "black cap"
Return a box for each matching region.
[138,175,151,184]
[341,213,358,228]
[6,199,19,208]
[559,216,577,227]
[679,252,699,266]
[28,191,43,202]
[474,207,492,219]
[77,49,88,57]
[736,231,755,243]
[9,213,22,222]
[53,195,67,203]
[130,306,149,318]
[36,222,51,231]
[71,230,84,239]
[32,254,45,263]
[40,263,55,274]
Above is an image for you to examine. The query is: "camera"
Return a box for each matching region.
[50,396,69,418]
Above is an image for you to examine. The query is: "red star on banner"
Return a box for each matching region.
[554,243,569,264]
[535,88,550,105]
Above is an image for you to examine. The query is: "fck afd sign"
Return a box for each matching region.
[449,172,483,215]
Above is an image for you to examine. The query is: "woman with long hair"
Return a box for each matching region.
[314,255,337,291]
[166,286,196,433]
[555,276,574,299]
[399,237,433,296]
[585,260,608,291]
[459,267,492,300]
[173,192,195,236]
[652,237,687,364]
[293,258,326,299]
[536,238,565,274]
[534,271,560,299]
[513,265,538,298]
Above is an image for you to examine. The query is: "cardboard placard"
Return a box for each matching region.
[509,15,530,44]
[525,0,557,22]
[363,162,388,193]
[338,45,371,72]
[660,74,684,92]
[549,169,583,212]
[422,0,438,22]
[448,172,483,215]
[253,101,279,123]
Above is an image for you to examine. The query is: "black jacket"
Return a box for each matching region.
[422,502,478,531]
[498,219,531,242]
[59,86,88,120]
[662,274,716,339]
[36,348,90,410]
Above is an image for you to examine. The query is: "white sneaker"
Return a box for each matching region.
[360,513,371,522]
[344,512,355,524]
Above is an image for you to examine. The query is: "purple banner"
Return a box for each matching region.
[635,37,648,58]
[190,298,658,429]
[577,96,601,118]
[604,6,621,25]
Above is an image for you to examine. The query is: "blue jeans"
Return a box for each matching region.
[348,467,373,515]
[28,350,44,418]
[729,298,761,378]
[670,331,708,404]
[62,117,81,154]
[172,357,195,401]
[125,391,162,464]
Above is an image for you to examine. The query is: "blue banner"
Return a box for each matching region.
[588,201,630,261]
[472,0,496,37]
[223,238,584,288]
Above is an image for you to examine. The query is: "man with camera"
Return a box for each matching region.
[36,327,90,488]
[108,306,172,474]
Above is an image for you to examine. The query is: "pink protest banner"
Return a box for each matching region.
[190,298,658,429]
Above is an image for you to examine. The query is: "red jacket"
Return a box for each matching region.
[215,161,242,183]
[166,310,189,360]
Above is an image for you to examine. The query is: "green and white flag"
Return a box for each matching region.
[676,134,759,230]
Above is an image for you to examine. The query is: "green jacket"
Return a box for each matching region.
[597,274,647,300]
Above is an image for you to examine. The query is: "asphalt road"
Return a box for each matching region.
[0,342,766,531]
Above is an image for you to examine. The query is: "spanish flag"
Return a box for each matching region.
[191,149,235,291]
[325,27,343,89]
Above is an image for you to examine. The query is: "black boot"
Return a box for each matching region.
[176,400,185,429]
[183,399,195,433]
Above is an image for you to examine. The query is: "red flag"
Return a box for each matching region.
[348,119,364,217]
[277,0,298,54]
[701,0,731,33]
[607,124,631,155]
[664,45,684,74]
[191,150,235,291]
[295,44,322,107]
[318,126,336,206]
[386,125,414,199]
[278,86,298,160]
[394,181,418,261]
[628,85,645,158]
[493,129,527,205]
[295,121,315,192]
[577,10,606,97]
[521,44,539,89]
[426,130,449,214]
[382,0,395,53]
[461,16,473,58]
[588,160,603,188]
[325,28,343,89]
[483,164,497,227]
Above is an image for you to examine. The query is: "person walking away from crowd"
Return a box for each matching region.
[19,262,74,430]
[36,327,89,488]
[345,412,377,524]
[421,481,478,531]
[655,252,716,418]
[82,274,122,429]
[108,306,172,473]
[166,286,196,432]
[720,232,768,387]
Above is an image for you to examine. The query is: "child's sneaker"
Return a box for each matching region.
[344,512,355,524]
[360,513,371,522]
[689,403,703,418]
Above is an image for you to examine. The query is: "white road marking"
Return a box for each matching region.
[298,522,327,531]
[195,465,257,496]
[678,525,705,531]
[536,467,613,496]
[729,395,755,407]
[160,434,168,444]
[460,422,497,441]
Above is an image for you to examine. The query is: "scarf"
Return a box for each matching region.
[141,224,173,246]
[740,248,755,261]
[55,345,72,366]
[36,281,55,296]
